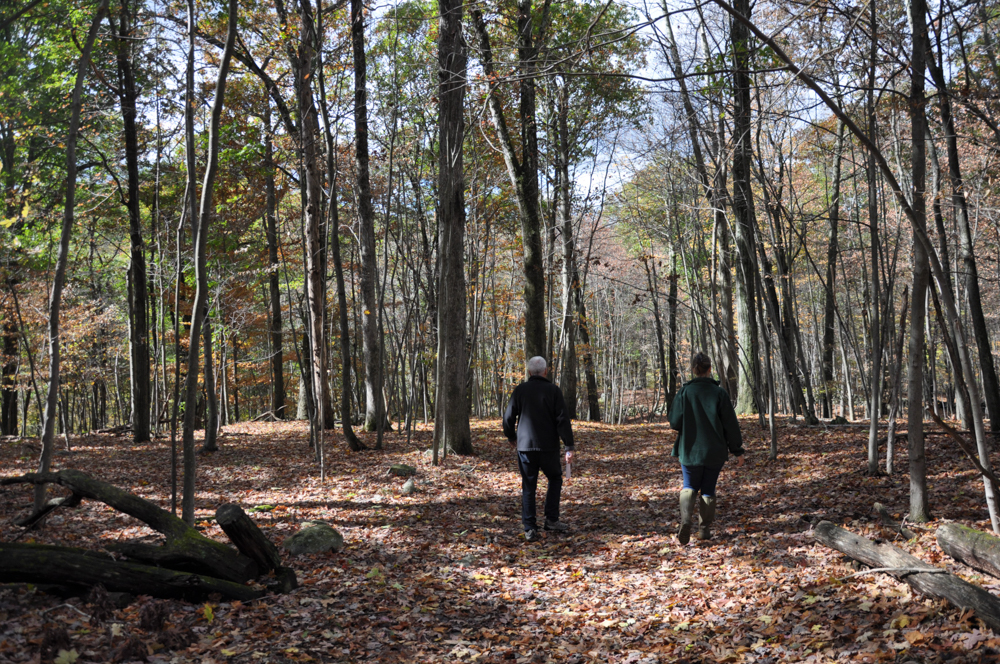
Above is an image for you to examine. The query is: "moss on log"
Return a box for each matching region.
[0,543,263,602]
[937,522,1000,580]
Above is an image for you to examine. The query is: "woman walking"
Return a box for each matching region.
[668,352,745,543]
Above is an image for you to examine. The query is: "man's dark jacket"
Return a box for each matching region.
[503,375,575,452]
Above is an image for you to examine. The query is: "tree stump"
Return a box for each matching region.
[814,520,1000,632]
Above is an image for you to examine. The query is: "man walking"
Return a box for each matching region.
[503,356,575,542]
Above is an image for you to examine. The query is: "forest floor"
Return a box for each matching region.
[3,417,1000,663]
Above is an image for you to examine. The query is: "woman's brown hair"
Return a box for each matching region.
[690,352,712,376]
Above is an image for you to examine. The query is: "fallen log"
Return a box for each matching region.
[1,470,256,583]
[814,520,1000,632]
[938,522,1000,580]
[0,543,263,602]
[216,503,282,574]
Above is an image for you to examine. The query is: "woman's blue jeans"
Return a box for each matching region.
[681,464,723,497]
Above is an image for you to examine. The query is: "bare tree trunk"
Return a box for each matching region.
[201,311,218,451]
[471,4,547,360]
[351,0,384,439]
[1,315,16,436]
[298,0,334,448]
[821,122,845,419]
[865,0,883,476]
[556,82,578,418]
[310,0,361,451]
[886,287,909,475]
[112,0,150,444]
[35,0,108,512]
[433,0,473,457]
[180,0,236,525]
[731,0,760,415]
[264,103,285,419]
[907,0,931,521]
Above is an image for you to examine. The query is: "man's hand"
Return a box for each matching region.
[565,449,575,464]
[736,454,746,467]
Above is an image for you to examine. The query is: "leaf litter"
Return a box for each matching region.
[2,418,1000,662]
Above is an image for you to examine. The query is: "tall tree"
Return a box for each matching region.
[111,0,150,443]
[433,0,472,456]
[35,0,108,512]
[906,0,930,521]
[472,1,547,361]
[180,0,237,525]
[352,0,385,440]
[821,122,845,419]
[731,0,760,415]
[263,101,285,419]
[297,0,335,445]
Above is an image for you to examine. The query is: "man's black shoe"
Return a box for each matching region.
[544,519,569,532]
[524,529,540,542]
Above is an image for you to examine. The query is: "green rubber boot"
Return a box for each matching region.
[678,489,697,544]
[697,495,717,540]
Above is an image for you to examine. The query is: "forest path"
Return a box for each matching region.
[2,417,999,662]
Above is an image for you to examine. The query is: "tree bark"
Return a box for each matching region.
[821,122,845,419]
[0,314,16,436]
[35,0,108,512]
[556,82,578,419]
[814,521,1000,632]
[351,0,384,438]
[216,503,283,574]
[201,311,218,451]
[938,522,1000,580]
[311,0,362,451]
[112,0,150,444]
[907,0,931,521]
[433,0,473,456]
[298,0,335,435]
[264,102,285,419]
[731,0,760,415]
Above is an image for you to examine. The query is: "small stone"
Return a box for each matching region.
[389,463,416,477]
[401,478,416,495]
[283,523,345,555]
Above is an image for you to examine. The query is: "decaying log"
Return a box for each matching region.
[2,470,255,583]
[873,502,916,540]
[814,521,1000,632]
[0,543,263,602]
[938,522,1000,580]
[107,541,257,583]
[216,503,282,573]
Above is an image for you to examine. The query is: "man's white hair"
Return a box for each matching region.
[527,356,547,377]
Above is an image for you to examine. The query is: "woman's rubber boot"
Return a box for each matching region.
[678,489,696,544]
[697,495,716,540]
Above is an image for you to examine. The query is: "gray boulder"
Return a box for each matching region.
[389,463,416,477]
[283,522,345,555]
[401,478,416,495]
